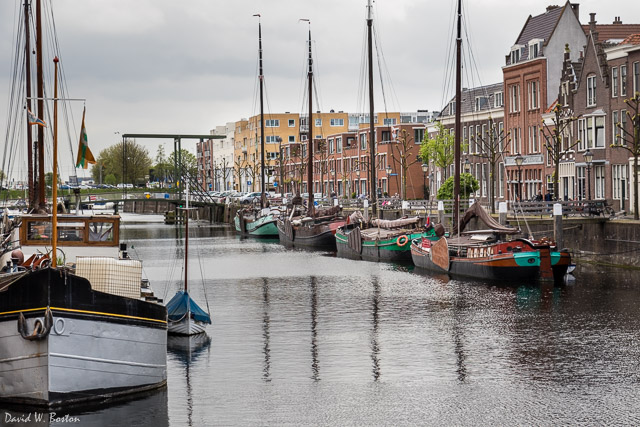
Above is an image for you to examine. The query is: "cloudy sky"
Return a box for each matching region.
[1,0,639,181]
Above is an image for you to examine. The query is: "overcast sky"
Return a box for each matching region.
[1,0,639,181]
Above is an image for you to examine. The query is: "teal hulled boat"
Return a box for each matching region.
[235,207,280,237]
[336,216,439,262]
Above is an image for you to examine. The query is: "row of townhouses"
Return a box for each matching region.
[197,2,640,214]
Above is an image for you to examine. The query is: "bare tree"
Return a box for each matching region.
[612,92,640,220]
[470,116,510,213]
[540,102,580,201]
[388,129,420,199]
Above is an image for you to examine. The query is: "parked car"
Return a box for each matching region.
[239,192,262,204]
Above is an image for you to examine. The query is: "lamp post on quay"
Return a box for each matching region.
[514,153,524,202]
[584,149,593,200]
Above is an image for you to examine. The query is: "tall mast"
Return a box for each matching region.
[367,0,377,215]
[184,185,189,293]
[453,0,462,231]
[51,56,59,267]
[24,0,35,208]
[36,0,45,210]
[306,22,314,217]
[257,16,266,209]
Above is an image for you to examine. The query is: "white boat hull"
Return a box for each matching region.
[0,314,167,406]
[168,316,208,336]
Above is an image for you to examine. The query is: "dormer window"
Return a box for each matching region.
[449,101,456,115]
[510,44,524,64]
[494,91,504,108]
[475,96,488,112]
[529,39,544,59]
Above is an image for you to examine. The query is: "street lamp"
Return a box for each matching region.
[463,158,471,174]
[514,153,524,202]
[584,149,593,200]
[421,163,428,200]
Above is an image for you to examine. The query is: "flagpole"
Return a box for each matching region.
[52,56,59,268]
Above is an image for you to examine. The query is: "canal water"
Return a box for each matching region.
[3,219,640,426]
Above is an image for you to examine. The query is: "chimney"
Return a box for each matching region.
[571,3,579,20]
[613,16,622,25]
[546,5,559,12]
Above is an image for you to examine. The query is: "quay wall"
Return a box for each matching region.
[123,200,640,269]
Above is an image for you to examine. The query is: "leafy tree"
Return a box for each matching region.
[104,174,117,186]
[437,173,479,200]
[152,145,171,184]
[167,149,198,178]
[612,92,640,220]
[421,122,464,179]
[93,139,152,185]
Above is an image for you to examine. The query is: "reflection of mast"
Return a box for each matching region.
[310,276,319,381]
[262,277,271,381]
[371,276,380,381]
[186,360,193,426]
[452,286,467,382]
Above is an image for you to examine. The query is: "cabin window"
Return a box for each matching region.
[57,222,85,242]
[28,221,52,241]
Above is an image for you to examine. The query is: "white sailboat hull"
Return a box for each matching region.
[168,315,208,336]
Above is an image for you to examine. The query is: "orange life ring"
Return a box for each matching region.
[396,235,409,247]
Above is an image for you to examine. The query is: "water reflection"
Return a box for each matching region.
[370,276,381,381]
[167,334,211,427]
[262,277,271,382]
[310,276,320,381]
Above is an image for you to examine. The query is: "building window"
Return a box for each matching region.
[449,102,456,115]
[315,118,322,127]
[510,45,523,64]
[360,133,367,150]
[329,139,335,154]
[595,165,605,199]
[621,110,627,146]
[337,137,343,153]
[529,39,542,59]
[383,118,397,126]
[265,119,279,127]
[330,118,344,126]
[475,96,488,111]
[494,91,504,108]
[612,111,619,145]
[528,80,539,110]
[595,116,605,148]
[587,75,596,106]
[288,119,295,127]
[634,62,639,95]
[621,64,627,97]
[528,125,539,153]
[612,67,619,97]
[499,163,505,198]
[509,84,520,113]
[577,166,586,200]
[414,128,425,145]
[265,135,279,143]
[612,164,628,200]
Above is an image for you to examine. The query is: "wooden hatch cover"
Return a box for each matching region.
[430,237,450,271]
[347,226,362,253]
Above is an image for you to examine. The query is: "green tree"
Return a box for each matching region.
[93,139,152,185]
[421,122,462,180]
[168,149,198,178]
[104,174,117,186]
[437,173,479,200]
[152,145,171,184]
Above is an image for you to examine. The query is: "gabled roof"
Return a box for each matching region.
[438,82,504,118]
[516,6,564,47]
[583,24,640,43]
[620,33,640,46]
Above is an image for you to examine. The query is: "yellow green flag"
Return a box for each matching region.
[76,107,96,169]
